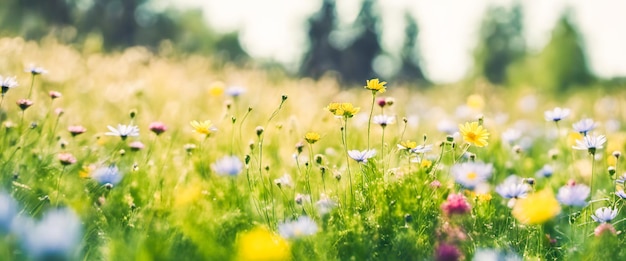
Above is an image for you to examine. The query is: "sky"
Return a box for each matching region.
[168,0,626,83]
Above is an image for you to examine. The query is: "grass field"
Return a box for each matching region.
[0,37,625,260]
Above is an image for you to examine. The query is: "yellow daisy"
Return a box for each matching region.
[364,78,387,93]
[190,120,217,136]
[326,102,360,118]
[459,121,490,147]
[304,132,321,144]
[237,227,291,261]
[512,189,561,225]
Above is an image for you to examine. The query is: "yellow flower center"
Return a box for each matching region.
[467,172,478,180]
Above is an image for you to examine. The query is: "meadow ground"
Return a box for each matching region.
[0,37,625,260]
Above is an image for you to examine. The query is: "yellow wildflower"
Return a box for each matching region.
[398,140,417,150]
[512,189,561,225]
[459,122,490,147]
[466,94,484,110]
[420,159,432,169]
[304,132,321,144]
[364,78,387,93]
[237,227,291,261]
[326,102,360,118]
[208,81,225,97]
[477,193,492,202]
[190,120,217,136]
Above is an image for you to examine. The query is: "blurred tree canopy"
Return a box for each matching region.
[0,0,248,61]
[301,0,428,85]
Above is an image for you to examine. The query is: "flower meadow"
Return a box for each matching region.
[0,37,626,261]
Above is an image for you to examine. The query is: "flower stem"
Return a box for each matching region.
[341,118,354,208]
[367,93,376,150]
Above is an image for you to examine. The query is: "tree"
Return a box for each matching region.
[472,3,526,85]
[395,13,428,84]
[300,0,341,79]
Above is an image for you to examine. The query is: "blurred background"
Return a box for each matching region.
[1,0,625,90]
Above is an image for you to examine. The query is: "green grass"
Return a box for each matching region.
[0,37,625,260]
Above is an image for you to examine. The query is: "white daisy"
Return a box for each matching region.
[572,118,597,135]
[348,149,376,164]
[556,183,590,207]
[544,107,570,122]
[372,115,395,127]
[451,162,493,189]
[278,216,318,239]
[592,207,618,223]
[572,134,606,154]
[105,124,139,139]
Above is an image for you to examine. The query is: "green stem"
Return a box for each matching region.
[367,93,376,150]
[341,118,354,208]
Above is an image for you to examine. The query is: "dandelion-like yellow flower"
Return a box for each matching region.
[459,122,490,147]
[326,102,360,118]
[304,132,321,144]
[237,227,291,261]
[208,81,225,97]
[190,120,217,136]
[420,159,432,169]
[398,140,417,150]
[512,189,561,225]
[364,78,387,93]
[466,94,484,110]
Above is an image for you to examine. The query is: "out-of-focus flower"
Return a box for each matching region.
[373,115,395,127]
[348,149,376,164]
[49,91,62,99]
[459,121,489,147]
[451,162,493,189]
[316,194,336,215]
[472,248,522,261]
[512,189,561,225]
[326,102,360,118]
[397,140,417,151]
[441,193,471,216]
[278,216,318,239]
[0,193,17,233]
[105,124,139,140]
[412,144,433,154]
[208,81,225,96]
[226,86,246,97]
[274,173,293,188]
[304,132,321,144]
[212,156,243,176]
[14,208,82,260]
[501,129,521,145]
[556,182,590,207]
[496,181,530,199]
[190,120,217,136]
[364,78,387,93]
[295,194,311,205]
[237,227,291,261]
[58,153,77,166]
[0,75,18,96]
[129,141,145,151]
[544,107,570,122]
[572,134,606,155]
[594,223,617,237]
[148,121,167,135]
[435,243,462,261]
[91,165,123,186]
[68,125,87,137]
[592,207,618,223]
[26,64,48,75]
[572,118,597,135]
[535,164,554,178]
[16,99,33,111]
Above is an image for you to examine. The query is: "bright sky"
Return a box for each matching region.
[169,0,626,83]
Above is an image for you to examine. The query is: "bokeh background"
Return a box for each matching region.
[1,0,625,89]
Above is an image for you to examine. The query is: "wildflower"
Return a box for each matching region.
[572,134,606,155]
[68,125,87,137]
[496,182,530,199]
[430,180,442,189]
[236,227,290,261]
[208,81,225,96]
[295,194,311,205]
[55,108,64,116]
[0,75,18,96]
[459,121,489,147]
[592,207,618,223]
[26,64,48,75]
[501,129,521,145]
[148,121,167,135]
[14,208,82,260]
[278,216,318,239]
[544,107,571,122]
[420,159,433,169]
[512,189,561,225]
[49,91,62,99]
[183,144,196,153]
[535,164,554,178]
[615,190,626,199]
[58,153,77,166]
[397,140,417,151]
[316,194,336,215]
[441,193,471,216]
[472,249,522,261]
[466,94,485,110]
[572,118,597,135]
[364,78,387,93]
[16,99,34,111]
[91,165,123,186]
[212,156,243,176]
[377,98,387,108]
[0,193,17,233]
[129,141,145,151]
[348,149,376,164]
[435,244,462,261]
[373,114,395,127]
[274,173,293,188]
[105,124,140,140]
[411,144,433,154]
[450,162,493,189]
[326,102,360,118]
[226,86,246,97]
[190,120,217,136]
[304,132,321,144]
[594,223,617,237]
[556,182,590,207]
